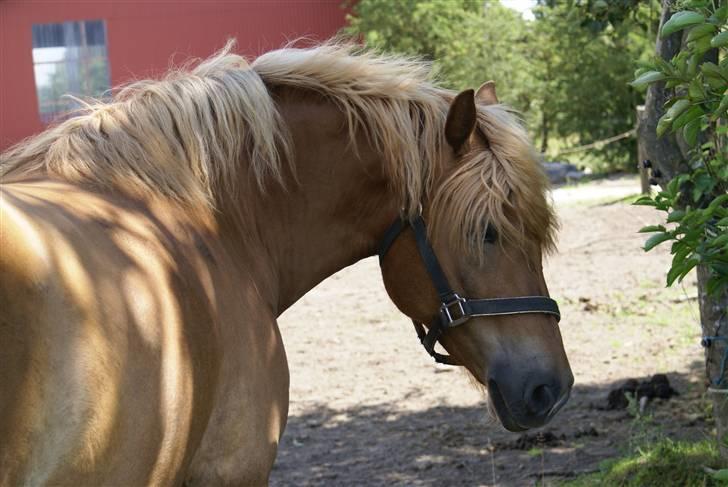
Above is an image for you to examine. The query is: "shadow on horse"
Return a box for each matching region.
[0,41,572,485]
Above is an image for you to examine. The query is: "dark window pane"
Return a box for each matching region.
[32,23,65,48]
[85,20,106,46]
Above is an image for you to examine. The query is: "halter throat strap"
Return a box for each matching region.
[378,215,561,366]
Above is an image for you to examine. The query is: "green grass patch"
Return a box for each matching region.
[528,447,544,457]
[562,439,725,487]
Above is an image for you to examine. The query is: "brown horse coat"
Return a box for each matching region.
[0,42,571,485]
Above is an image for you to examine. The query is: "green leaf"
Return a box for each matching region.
[712,31,728,48]
[709,6,728,24]
[666,265,685,286]
[644,232,673,252]
[672,243,692,266]
[688,78,704,100]
[639,225,666,233]
[630,71,666,89]
[688,35,713,54]
[714,95,728,120]
[656,114,673,137]
[708,194,728,211]
[679,256,700,279]
[654,56,676,77]
[707,277,728,297]
[686,23,716,43]
[667,210,686,223]
[702,62,728,82]
[592,0,608,12]
[661,11,706,38]
[706,76,726,90]
[633,196,658,206]
[672,106,704,130]
[687,53,701,77]
[683,118,701,147]
[633,66,650,78]
[665,78,682,89]
[710,234,728,249]
[665,99,691,119]
[667,177,681,196]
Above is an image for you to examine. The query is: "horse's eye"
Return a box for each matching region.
[483,225,498,244]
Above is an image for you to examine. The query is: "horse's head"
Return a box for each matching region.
[379,84,573,432]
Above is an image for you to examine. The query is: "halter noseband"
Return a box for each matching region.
[378,214,561,366]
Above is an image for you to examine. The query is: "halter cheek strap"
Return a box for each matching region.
[378,215,561,366]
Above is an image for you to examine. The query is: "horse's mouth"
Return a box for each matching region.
[487,379,570,432]
[487,379,529,432]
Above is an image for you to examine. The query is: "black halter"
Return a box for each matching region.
[378,214,561,366]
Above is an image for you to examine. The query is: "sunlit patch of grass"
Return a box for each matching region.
[608,339,622,350]
[608,286,698,331]
[562,439,724,487]
[638,278,661,289]
[527,447,544,457]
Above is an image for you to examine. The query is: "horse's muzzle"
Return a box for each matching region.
[487,365,573,432]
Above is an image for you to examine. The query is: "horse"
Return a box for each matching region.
[0,41,573,485]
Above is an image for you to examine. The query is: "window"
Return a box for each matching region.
[32,20,110,123]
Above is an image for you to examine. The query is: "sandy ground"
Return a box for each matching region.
[270,175,708,486]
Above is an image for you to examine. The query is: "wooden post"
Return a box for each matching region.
[636,105,650,195]
[700,264,728,461]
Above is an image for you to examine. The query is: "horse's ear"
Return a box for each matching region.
[476,81,498,105]
[445,89,476,153]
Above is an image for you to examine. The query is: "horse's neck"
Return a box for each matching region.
[235,92,399,315]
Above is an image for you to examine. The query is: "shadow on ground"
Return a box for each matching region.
[271,361,708,486]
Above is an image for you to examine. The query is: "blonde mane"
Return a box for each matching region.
[0,44,292,209]
[0,41,554,253]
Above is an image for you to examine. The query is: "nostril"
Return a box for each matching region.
[526,384,557,416]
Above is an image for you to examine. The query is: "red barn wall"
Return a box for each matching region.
[0,0,348,151]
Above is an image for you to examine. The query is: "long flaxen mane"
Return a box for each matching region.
[0,41,555,254]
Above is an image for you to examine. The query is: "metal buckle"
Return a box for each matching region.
[440,294,469,327]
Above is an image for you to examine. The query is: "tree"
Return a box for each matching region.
[345,0,656,172]
[345,0,532,94]
[632,0,728,460]
[530,1,657,168]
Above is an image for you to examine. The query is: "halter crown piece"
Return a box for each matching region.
[378,213,561,366]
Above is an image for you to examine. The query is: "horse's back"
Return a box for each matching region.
[0,180,219,485]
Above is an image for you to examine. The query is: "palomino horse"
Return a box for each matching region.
[0,42,573,485]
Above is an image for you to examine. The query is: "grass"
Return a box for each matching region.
[562,439,726,487]
[528,447,544,457]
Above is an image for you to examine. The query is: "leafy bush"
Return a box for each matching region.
[632,0,728,294]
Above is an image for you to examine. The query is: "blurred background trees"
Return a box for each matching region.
[345,0,660,172]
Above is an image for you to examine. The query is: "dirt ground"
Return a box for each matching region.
[270,176,709,486]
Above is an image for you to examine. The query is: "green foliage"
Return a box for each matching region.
[633,0,728,295]
[531,1,655,169]
[562,439,724,486]
[344,0,531,94]
[345,0,657,172]
[661,11,706,37]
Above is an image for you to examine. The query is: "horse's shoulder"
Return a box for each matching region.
[0,183,55,290]
[0,181,190,327]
